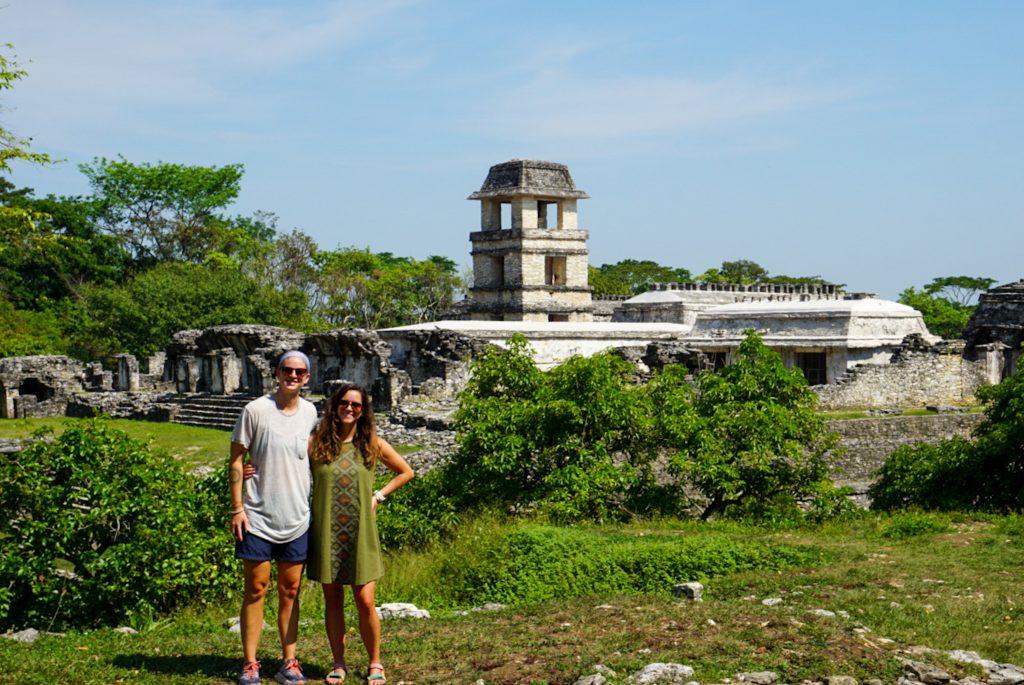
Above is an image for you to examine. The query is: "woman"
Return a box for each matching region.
[307,383,414,685]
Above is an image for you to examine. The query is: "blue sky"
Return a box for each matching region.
[3,0,1022,300]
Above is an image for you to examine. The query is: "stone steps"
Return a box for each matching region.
[170,393,253,431]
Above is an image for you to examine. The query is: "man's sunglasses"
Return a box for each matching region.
[279,366,308,377]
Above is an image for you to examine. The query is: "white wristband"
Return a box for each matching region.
[373,490,386,503]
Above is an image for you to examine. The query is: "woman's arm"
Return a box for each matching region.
[372,437,415,509]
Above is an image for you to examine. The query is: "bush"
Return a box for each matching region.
[376,468,460,549]
[669,333,840,520]
[868,438,976,510]
[450,334,666,522]
[433,523,822,606]
[871,361,1024,512]
[879,512,951,539]
[0,421,235,630]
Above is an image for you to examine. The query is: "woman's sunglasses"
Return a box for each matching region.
[337,400,363,412]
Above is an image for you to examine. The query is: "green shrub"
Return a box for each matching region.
[879,512,951,539]
[0,421,235,630]
[871,362,1024,513]
[869,439,975,510]
[432,523,822,606]
[376,468,460,549]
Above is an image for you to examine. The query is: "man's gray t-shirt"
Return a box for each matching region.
[232,394,319,544]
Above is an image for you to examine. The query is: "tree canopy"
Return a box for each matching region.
[899,275,995,339]
[80,156,244,266]
[1,44,53,240]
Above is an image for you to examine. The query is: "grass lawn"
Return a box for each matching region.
[0,417,229,469]
[1,513,1021,685]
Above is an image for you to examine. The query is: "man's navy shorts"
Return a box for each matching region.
[235,528,309,563]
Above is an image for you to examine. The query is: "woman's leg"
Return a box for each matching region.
[353,582,382,674]
[322,582,348,666]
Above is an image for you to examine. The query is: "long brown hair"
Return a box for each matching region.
[310,383,379,468]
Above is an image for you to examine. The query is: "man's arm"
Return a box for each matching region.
[229,441,249,542]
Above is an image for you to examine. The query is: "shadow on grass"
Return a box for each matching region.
[110,654,333,681]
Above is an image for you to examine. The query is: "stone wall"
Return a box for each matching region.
[827,413,984,487]
[815,337,994,410]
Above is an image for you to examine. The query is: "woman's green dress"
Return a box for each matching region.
[307,442,384,585]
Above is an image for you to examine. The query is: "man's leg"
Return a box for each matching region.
[241,559,272,663]
[277,560,305,660]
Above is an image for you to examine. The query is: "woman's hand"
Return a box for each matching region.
[243,463,256,479]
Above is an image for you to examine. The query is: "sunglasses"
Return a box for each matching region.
[279,366,308,377]
[337,400,363,412]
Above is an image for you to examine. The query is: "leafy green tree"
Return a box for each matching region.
[80,156,244,265]
[0,295,67,357]
[70,261,312,360]
[1,44,53,239]
[0,421,235,630]
[668,332,839,520]
[718,259,769,284]
[0,181,128,310]
[314,247,462,328]
[898,275,994,339]
[451,334,662,522]
[590,259,691,296]
[923,275,996,306]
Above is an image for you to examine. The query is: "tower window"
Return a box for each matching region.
[545,256,566,286]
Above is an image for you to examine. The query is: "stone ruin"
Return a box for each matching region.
[0,324,492,426]
[963,278,1024,378]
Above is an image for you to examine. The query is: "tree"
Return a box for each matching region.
[0,295,67,357]
[590,259,691,296]
[80,156,244,265]
[922,276,996,306]
[450,335,662,522]
[0,44,53,238]
[314,247,462,328]
[718,259,768,284]
[0,181,128,310]
[898,275,993,340]
[70,261,312,360]
[870,361,1024,512]
[668,332,839,520]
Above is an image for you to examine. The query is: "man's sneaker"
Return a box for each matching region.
[239,660,261,685]
[274,658,308,685]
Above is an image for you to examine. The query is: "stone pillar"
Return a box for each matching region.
[146,351,167,376]
[558,199,577,230]
[220,350,242,394]
[481,200,501,230]
[0,384,16,419]
[176,356,199,393]
[207,352,224,394]
[115,354,140,391]
[511,197,537,229]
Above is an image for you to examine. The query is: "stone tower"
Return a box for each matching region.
[466,159,593,322]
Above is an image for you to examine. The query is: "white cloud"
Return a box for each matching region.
[4,0,415,108]
[475,71,855,140]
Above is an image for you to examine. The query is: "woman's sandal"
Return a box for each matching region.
[366,662,386,683]
[325,662,348,684]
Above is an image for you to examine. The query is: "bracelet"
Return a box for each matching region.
[373,490,386,503]
[231,508,244,516]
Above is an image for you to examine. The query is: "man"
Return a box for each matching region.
[230,351,319,685]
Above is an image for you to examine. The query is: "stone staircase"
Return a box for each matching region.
[170,393,254,431]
